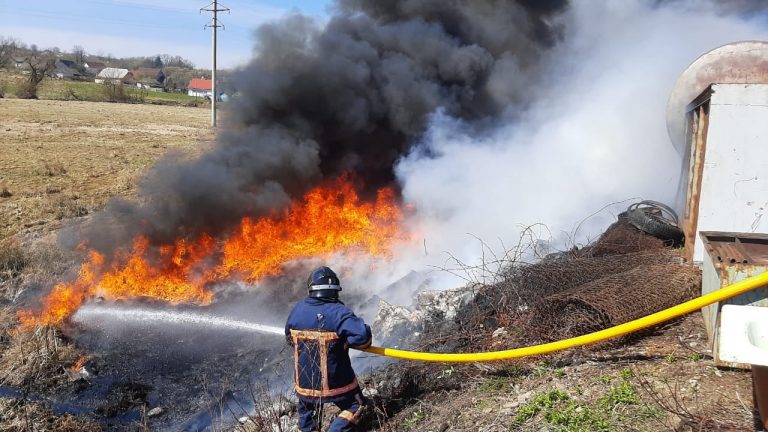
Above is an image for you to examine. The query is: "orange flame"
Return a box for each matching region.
[18,175,406,327]
[217,181,400,281]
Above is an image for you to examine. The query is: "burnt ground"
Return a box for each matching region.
[64,315,293,431]
[1,279,300,431]
[0,305,296,431]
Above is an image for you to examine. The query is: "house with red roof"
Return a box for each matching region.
[187,78,213,98]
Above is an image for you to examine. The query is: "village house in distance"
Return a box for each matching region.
[94,67,133,84]
[187,78,212,98]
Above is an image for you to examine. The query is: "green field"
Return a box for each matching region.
[1,72,205,106]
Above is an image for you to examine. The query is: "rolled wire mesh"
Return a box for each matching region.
[438,217,693,353]
[492,249,682,319]
[528,264,701,341]
[581,220,667,257]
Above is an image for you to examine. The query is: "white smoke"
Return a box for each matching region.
[382,0,768,291]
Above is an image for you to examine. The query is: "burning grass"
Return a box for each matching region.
[19,175,407,328]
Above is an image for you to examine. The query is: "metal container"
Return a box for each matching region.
[701,231,768,368]
[678,83,768,263]
[667,41,768,155]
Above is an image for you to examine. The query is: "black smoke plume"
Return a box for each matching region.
[79,0,569,253]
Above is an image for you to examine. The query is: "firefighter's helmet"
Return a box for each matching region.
[307,266,342,298]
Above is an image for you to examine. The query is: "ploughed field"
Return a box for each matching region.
[0,98,212,240]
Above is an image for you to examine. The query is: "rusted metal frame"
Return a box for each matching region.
[683,100,710,262]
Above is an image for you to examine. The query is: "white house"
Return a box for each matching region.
[187,78,213,98]
[95,68,132,84]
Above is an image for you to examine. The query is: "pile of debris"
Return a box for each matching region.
[372,202,698,357]
[372,288,474,351]
[459,207,697,348]
[367,203,698,407]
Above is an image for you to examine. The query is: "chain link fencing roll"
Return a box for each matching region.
[528,264,701,342]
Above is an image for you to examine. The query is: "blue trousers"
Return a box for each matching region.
[297,392,362,432]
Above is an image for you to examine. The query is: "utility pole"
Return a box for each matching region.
[201,1,229,128]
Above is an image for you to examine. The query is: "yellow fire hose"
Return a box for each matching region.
[358,270,768,362]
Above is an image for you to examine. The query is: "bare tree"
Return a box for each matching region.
[159,54,173,68]
[159,54,194,69]
[16,51,56,99]
[72,45,86,66]
[0,36,19,69]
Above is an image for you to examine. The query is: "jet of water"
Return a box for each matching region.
[72,303,285,336]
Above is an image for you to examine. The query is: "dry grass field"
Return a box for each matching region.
[0,98,212,240]
[0,98,213,430]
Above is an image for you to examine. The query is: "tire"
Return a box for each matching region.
[627,200,679,225]
[627,208,685,245]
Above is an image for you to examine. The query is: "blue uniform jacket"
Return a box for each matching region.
[285,297,372,402]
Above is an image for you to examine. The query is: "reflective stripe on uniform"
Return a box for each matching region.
[291,329,358,398]
[295,377,359,398]
[291,329,340,340]
[320,336,330,391]
[338,409,359,424]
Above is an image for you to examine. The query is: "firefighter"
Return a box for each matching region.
[285,266,372,432]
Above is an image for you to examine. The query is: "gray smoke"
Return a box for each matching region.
[77,0,569,253]
[386,0,768,292]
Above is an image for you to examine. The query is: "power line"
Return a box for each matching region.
[200,0,229,128]
[10,6,173,30]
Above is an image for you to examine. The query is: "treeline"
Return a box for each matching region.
[118,54,195,70]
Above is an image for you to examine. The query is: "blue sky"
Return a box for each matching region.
[0,0,332,68]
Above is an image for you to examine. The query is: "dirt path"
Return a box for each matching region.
[0,99,212,240]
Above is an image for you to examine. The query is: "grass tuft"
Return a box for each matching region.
[0,239,27,278]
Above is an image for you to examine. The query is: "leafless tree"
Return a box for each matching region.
[0,36,19,69]
[159,54,194,69]
[72,45,86,66]
[16,51,56,99]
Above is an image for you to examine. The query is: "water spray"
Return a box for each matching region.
[68,272,768,362]
[73,304,285,336]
